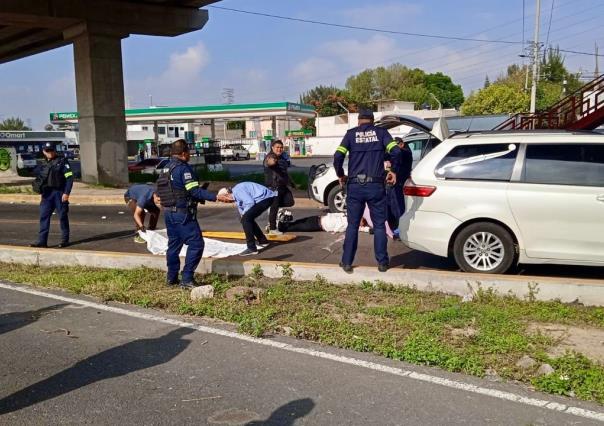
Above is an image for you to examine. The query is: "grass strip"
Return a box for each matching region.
[1,262,603,404]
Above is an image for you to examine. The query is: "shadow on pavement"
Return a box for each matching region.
[0,327,194,415]
[246,398,315,426]
[0,304,68,336]
[68,230,134,247]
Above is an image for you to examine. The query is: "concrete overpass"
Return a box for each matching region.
[0,0,219,185]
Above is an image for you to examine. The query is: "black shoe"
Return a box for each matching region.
[240,248,259,256]
[179,282,197,290]
[29,242,47,248]
[57,241,70,248]
[166,279,179,286]
[339,262,353,274]
[378,263,389,272]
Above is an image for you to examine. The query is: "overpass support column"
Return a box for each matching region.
[73,32,128,185]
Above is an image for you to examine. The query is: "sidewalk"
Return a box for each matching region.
[0,181,320,208]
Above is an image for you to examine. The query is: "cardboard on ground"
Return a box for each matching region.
[203,231,296,242]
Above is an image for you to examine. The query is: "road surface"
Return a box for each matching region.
[1,284,602,425]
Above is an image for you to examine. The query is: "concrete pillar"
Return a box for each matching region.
[271,117,277,139]
[73,32,128,185]
[210,119,216,139]
[153,120,159,153]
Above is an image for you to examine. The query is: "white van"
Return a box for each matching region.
[401,130,604,273]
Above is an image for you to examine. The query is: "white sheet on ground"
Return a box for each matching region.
[139,229,247,258]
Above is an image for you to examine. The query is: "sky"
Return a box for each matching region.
[1,0,602,129]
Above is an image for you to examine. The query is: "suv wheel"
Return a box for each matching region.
[235,154,240,160]
[327,186,346,213]
[453,222,516,274]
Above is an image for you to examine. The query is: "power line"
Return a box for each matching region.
[545,0,555,47]
[209,4,604,60]
[209,5,522,45]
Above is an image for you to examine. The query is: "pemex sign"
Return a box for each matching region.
[50,112,79,122]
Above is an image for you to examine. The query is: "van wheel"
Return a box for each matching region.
[327,186,346,213]
[453,222,516,274]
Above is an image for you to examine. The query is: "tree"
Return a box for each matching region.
[299,85,356,133]
[483,75,490,88]
[461,84,530,115]
[424,72,464,108]
[0,117,31,130]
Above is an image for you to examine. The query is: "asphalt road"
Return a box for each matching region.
[2,285,602,425]
[0,203,603,280]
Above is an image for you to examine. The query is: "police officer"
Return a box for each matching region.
[333,108,401,273]
[30,142,74,248]
[387,137,413,240]
[157,139,230,289]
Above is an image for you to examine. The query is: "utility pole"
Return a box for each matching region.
[530,0,541,114]
[595,43,600,77]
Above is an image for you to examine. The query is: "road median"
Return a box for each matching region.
[1,255,604,406]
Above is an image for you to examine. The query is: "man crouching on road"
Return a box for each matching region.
[218,182,276,256]
[124,184,161,243]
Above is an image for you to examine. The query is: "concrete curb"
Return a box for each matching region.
[0,194,321,208]
[1,244,603,306]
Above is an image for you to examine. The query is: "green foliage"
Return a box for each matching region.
[533,352,604,402]
[299,85,356,134]
[279,263,294,283]
[424,72,465,108]
[301,64,463,113]
[0,185,33,194]
[461,84,530,115]
[0,117,31,131]
[464,51,584,114]
[250,264,264,280]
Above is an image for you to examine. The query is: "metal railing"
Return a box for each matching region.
[494,74,604,130]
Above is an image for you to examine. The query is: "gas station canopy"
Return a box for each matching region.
[50,102,316,124]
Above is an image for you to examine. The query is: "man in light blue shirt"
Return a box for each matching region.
[219,182,277,256]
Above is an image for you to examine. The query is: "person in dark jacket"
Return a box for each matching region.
[263,140,293,235]
[30,143,74,248]
[386,137,413,240]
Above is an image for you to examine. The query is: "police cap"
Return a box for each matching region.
[357,108,374,120]
[42,142,55,151]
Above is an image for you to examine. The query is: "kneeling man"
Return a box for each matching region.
[218,182,276,256]
[124,184,161,243]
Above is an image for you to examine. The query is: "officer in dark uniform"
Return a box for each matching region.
[158,139,230,289]
[333,109,401,273]
[387,137,413,240]
[30,142,73,248]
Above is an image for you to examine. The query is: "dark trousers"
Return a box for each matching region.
[241,197,273,250]
[278,216,322,232]
[164,211,204,283]
[386,183,405,231]
[342,182,388,266]
[37,190,69,245]
[268,187,288,230]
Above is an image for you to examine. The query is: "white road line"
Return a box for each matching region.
[2,281,604,422]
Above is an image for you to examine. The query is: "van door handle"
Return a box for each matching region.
[598,195,604,202]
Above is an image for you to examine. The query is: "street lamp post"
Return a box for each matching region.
[337,101,350,129]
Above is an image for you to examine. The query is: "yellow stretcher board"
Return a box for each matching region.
[203,231,297,242]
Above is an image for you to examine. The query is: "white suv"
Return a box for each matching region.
[401,130,604,274]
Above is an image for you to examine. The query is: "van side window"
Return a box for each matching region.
[435,143,517,181]
[523,144,604,187]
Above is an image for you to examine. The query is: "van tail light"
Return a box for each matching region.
[403,178,436,197]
